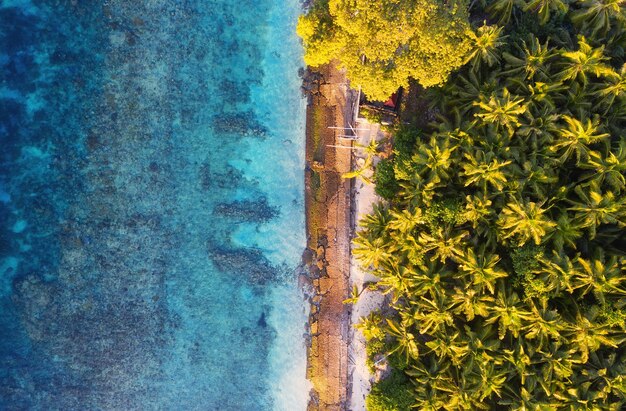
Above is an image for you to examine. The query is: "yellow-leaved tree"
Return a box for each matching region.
[297,0,476,101]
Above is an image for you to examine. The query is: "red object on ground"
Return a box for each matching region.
[384,92,398,109]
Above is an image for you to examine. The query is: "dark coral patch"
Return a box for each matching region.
[199,163,244,190]
[207,241,277,285]
[212,198,278,223]
[210,111,267,137]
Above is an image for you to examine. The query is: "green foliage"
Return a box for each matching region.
[349,0,626,408]
[297,0,475,100]
[365,338,386,373]
[357,311,386,341]
[366,371,415,411]
[524,0,570,25]
[511,244,545,278]
[374,159,399,200]
[467,23,508,71]
[359,107,384,124]
[392,127,420,158]
[424,198,465,230]
[511,244,549,297]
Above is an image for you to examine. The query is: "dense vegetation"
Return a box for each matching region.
[326,0,626,409]
[297,0,475,100]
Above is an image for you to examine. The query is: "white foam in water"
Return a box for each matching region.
[241,0,311,409]
[231,1,307,270]
[267,284,311,411]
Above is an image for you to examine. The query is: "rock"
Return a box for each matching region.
[301,248,314,265]
[316,245,325,258]
[311,161,324,171]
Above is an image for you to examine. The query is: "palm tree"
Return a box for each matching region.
[467,24,507,71]
[377,263,419,302]
[524,0,570,24]
[408,359,454,408]
[341,156,373,184]
[387,207,423,233]
[353,234,393,269]
[408,290,456,335]
[461,150,512,193]
[411,135,457,187]
[457,248,509,294]
[538,251,581,294]
[448,71,500,116]
[500,377,564,409]
[476,362,508,401]
[550,212,584,251]
[396,162,428,206]
[463,325,502,362]
[502,35,555,80]
[571,0,626,39]
[497,198,557,246]
[418,228,468,263]
[551,115,610,164]
[406,259,455,298]
[463,193,494,228]
[581,351,626,404]
[397,232,425,265]
[509,159,559,199]
[487,0,523,25]
[485,287,531,339]
[541,340,578,377]
[341,139,380,184]
[594,65,626,111]
[525,81,567,111]
[385,318,419,361]
[502,343,532,385]
[358,202,391,237]
[425,332,470,366]
[524,300,566,349]
[566,81,594,119]
[452,287,495,320]
[355,312,385,341]
[474,88,528,135]
[568,182,626,238]
[573,252,626,298]
[564,311,620,363]
[579,142,626,191]
[558,36,613,84]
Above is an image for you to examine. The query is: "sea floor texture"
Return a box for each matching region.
[0,1,308,409]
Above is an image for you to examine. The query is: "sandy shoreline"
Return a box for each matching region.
[302,62,383,411]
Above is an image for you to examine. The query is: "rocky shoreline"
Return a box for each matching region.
[301,62,359,411]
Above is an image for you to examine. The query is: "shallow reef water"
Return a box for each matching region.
[0,1,308,409]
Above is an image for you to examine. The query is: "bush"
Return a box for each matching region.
[392,127,420,158]
[374,159,399,200]
[366,370,415,411]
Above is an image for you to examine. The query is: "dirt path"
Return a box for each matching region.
[303,62,358,411]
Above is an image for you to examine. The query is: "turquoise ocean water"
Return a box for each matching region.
[0,1,309,409]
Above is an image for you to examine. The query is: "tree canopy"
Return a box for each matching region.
[347,0,626,408]
[297,0,475,101]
